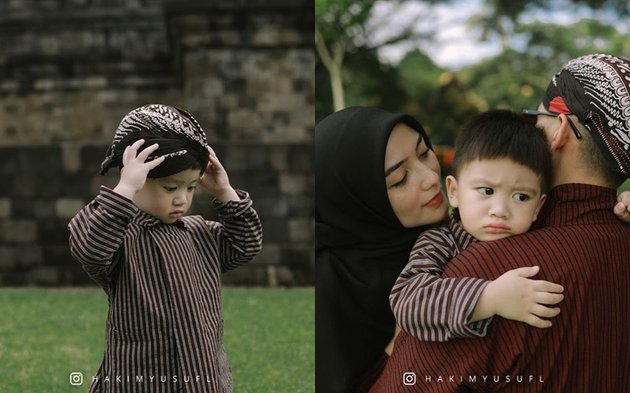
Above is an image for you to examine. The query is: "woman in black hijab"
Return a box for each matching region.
[315,107,448,392]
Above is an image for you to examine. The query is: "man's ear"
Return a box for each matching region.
[445,175,459,208]
[549,115,572,150]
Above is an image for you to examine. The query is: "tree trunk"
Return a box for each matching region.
[315,24,346,111]
[329,59,345,111]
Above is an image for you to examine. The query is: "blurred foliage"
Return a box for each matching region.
[316,0,444,50]
[316,0,630,152]
[473,0,629,48]
[483,0,629,21]
[343,49,408,109]
[316,0,381,109]
[316,0,445,109]
[315,0,378,49]
[460,18,630,112]
[398,52,486,145]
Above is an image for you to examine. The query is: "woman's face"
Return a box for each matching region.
[385,123,448,228]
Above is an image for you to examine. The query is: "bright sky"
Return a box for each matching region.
[369,0,627,69]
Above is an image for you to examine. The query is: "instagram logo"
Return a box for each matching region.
[69,372,84,386]
[402,371,416,386]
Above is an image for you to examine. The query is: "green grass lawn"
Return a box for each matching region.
[0,287,314,393]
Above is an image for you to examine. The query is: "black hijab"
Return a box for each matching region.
[315,107,433,392]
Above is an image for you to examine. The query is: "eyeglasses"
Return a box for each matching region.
[522,109,583,140]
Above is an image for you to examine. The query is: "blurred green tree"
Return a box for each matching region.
[460,18,630,112]
[397,51,486,146]
[316,1,630,246]
[316,0,441,113]
[472,0,629,50]
[316,0,630,150]
[316,0,379,110]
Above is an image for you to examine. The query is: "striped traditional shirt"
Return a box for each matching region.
[369,184,630,392]
[68,186,263,393]
[390,217,492,342]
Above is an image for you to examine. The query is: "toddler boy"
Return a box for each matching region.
[69,104,263,393]
[391,110,564,342]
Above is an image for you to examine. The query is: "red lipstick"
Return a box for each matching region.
[425,192,444,208]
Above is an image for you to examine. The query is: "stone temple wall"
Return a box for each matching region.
[0,0,315,286]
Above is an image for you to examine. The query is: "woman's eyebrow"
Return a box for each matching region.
[385,134,422,177]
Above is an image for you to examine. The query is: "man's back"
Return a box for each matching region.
[370,184,630,392]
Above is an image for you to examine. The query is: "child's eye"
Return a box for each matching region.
[477,187,494,196]
[187,186,197,192]
[513,193,530,202]
[163,186,177,192]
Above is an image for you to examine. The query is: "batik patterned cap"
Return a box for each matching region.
[100,104,210,177]
[543,54,630,175]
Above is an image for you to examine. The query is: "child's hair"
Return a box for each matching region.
[451,109,553,193]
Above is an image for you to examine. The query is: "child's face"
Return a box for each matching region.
[133,169,201,224]
[445,158,546,241]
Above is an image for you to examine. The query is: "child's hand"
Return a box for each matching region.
[614,191,630,224]
[113,139,165,200]
[199,147,239,202]
[484,266,564,328]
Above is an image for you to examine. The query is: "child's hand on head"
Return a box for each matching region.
[199,147,239,202]
[614,191,630,223]
[485,266,564,328]
[113,139,165,200]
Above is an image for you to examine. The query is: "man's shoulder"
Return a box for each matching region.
[455,226,561,260]
[445,220,630,278]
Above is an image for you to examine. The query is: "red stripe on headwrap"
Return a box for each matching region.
[548,96,572,114]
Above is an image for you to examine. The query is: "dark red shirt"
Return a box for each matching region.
[370,184,630,392]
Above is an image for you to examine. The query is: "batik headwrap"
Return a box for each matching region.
[100,104,210,178]
[542,53,630,175]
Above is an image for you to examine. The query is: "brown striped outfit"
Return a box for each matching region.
[370,184,630,392]
[391,217,492,342]
[69,186,263,393]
